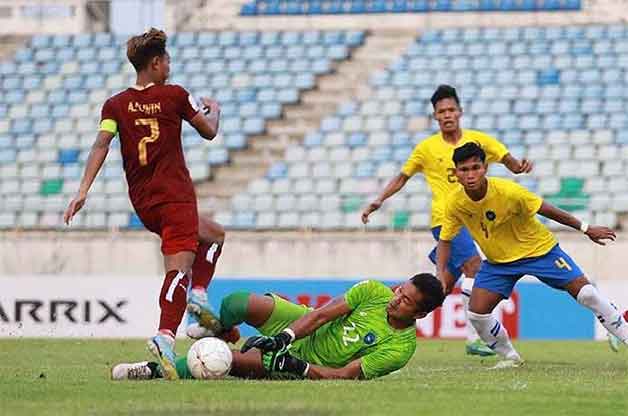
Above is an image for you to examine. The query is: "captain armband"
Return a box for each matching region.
[99,119,118,135]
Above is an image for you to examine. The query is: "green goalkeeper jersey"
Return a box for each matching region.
[292,280,417,379]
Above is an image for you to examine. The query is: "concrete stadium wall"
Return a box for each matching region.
[0,0,88,35]
[0,231,623,280]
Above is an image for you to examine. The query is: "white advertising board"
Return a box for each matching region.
[0,276,161,338]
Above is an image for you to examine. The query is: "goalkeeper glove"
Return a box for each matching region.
[262,350,310,378]
[241,329,295,354]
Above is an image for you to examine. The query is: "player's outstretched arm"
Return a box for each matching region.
[435,239,453,292]
[63,131,115,225]
[189,97,220,140]
[538,201,616,245]
[306,359,363,380]
[241,296,352,354]
[289,296,352,338]
[501,153,533,174]
[362,173,410,224]
[231,349,362,380]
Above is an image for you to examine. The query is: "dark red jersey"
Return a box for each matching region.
[100,84,200,211]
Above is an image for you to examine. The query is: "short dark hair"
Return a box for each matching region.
[410,273,445,313]
[431,84,460,108]
[127,27,168,71]
[452,142,486,166]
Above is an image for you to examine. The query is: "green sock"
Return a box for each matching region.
[175,356,195,379]
[220,291,251,328]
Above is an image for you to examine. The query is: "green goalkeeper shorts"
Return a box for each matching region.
[258,294,312,336]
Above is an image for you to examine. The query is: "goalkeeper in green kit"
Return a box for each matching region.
[113,273,445,380]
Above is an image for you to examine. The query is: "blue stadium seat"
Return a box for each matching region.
[197,32,217,46]
[72,33,92,48]
[208,148,229,165]
[232,212,256,229]
[537,69,560,85]
[0,62,17,75]
[267,162,288,179]
[31,34,51,49]
[303,134,324,149]
[58,149,80,165]
[30,104,49,118]
[93,32,113,47]
[14,49,34,63]
[52,34,71,48]
[0,149,17,163]
[76,48,97,62]
[243,0,580,15]
[5,90,25,104]
[101,61,120,75]
[225,134,248,150]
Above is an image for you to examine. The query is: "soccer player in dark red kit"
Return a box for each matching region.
[63,28,229,380]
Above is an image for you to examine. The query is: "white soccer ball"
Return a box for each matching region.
[187,337,233,380]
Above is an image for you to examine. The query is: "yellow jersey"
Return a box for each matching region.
[401,129,509,228]
[440,177,557,264]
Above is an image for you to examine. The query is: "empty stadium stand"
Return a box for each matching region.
[3,23,628,232]
[220,24,628,230]
[0,30,365,229]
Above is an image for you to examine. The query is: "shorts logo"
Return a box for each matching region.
[485,210,496,221]
[364,332,376,345]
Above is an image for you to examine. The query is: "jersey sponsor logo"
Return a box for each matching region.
[485,210,496,221]
[364,332,376,345]
[128,101,162,115]
[342,321,360,346]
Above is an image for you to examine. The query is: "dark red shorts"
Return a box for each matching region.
[136,202,199,255]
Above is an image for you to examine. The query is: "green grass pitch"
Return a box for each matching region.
[0,339,626,415]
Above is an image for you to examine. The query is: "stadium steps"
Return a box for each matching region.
[195,30,416,210]
[0,35,29,61]
[183,0,251,29]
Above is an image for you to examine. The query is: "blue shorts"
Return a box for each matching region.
[428,226,480,280]
[474,244,584,298]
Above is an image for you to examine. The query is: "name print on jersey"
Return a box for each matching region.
[128,101,162,115]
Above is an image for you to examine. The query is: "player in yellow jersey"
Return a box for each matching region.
[436,143,628,367]
[362,85,532,356]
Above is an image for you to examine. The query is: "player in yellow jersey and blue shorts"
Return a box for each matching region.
[362,85,532,357]
[436,142,628,368]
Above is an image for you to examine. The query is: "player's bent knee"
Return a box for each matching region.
[198,215,225,244]
[220,291,251,328]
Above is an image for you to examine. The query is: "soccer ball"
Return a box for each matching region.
[187,337,233,380]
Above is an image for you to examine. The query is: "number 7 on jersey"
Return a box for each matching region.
[135,118,160,166]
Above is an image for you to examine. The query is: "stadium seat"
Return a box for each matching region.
[6,25,628,231]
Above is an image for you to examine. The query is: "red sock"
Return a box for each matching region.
[624,310,628,322]
[158,270,190,335]
[191,242,223,290]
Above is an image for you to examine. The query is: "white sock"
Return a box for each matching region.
[461,278,480,342]
[468,311,521,361]
[577,284,628,344]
